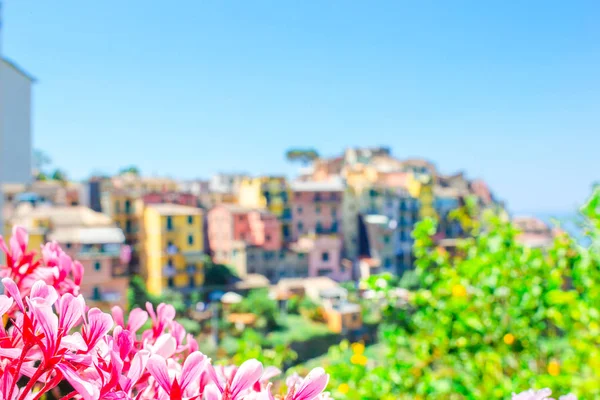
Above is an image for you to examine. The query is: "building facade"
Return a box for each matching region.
[142,204,204,296]
[290,179,344,241]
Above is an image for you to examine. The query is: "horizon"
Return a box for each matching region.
[4,0,599,214]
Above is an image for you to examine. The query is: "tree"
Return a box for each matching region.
[51,169,67,182]
[285,148,320,165]
[119,165,141,176]
[204,261,239,286]
[230,289,280,331]
[318,189,600,399]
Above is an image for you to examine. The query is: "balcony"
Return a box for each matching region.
[78,244,121,259]
[182,250,205,261]
[163,266,176,277]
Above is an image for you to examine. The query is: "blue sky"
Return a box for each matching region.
[4,0,599,213]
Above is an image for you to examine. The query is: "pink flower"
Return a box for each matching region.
[285,368,329,400]
[146,351,207,399]
[208,359,264,400]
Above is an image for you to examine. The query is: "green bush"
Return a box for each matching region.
[321,190,600,399]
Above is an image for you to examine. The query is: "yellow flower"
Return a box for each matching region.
[338,383,350,394]
[548,360,560,376]
[351,353,368,366]
[351,342,365,355]
[452,284,467,297]
[411,367,422,377]
[503,333,515,345]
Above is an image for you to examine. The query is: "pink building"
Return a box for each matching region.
[290,234,348,281]
[208,205,282,264]
[304,235,348,281]
[143,191,199,207]
[290,179,344,241]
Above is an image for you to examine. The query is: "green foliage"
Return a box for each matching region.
[321,191,600,399]
[230,289,280,330]
[51,169,67,182]
[285,148,320,165]
[204,261,238,286]
[176,317,201,335]
[265,315,331,347]
[127,276,185,314]
[119,165,141,176]
[227,329,298,369]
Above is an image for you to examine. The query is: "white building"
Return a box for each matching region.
[1,58,33,184]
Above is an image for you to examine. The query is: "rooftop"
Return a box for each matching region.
[290,178,345,192]
[332,302,361,314]
[2,58,36,82]
[147,203,202,216]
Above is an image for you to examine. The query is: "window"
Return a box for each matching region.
[298,253,305,260]
[188,235,194,245]
[65,243,72,249]
[385,257,392,267]
[264,251,273,261]
[266,234,271,242]
[317,268,332,276]
[297,222,303,233]
[166,216,173,231]
[187,215,194,224]
[316,222,323,233]
[167,277,175,288]
[126,220,132,234]
[189,276,195,288]
[92,287,101,300]
[321,252,329,262]
[94,261,101,271]
[297,206,303,214]
[168,258,174,267]
[384,235,390,244]
[331,207,337,217]
[352,313,359,322]
[316,206,321,214]
[125,200,131,214]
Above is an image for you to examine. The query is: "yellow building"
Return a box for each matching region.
[407,173,437,219]
[143,204,205,296]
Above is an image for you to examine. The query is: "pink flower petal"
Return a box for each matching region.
[57,364,100,400]
[2,278,25,312]
[111,305,125,328]
[292,368,329,400]
[0,295,14,316]
[230,359,263,399]
[57,294,85,332]
[146,355,172,394]
[180,351,208,391]
[127,308,148,334]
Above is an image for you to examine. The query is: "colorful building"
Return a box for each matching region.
[101,189,144,273]
[290,178,344,241]
[238,177,293,242]
[303,234,348,280]
[207,204,282,276]
[358,214,396,277]
[142,204,204,296]
[5,204,129,309]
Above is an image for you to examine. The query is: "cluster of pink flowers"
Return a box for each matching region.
[0,227,330,400]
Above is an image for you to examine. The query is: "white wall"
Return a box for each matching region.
[1,60,32,184]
